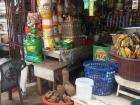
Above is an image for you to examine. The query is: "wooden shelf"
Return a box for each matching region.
[0,18,6,22]
[0,31,8,34]
[0,43,8,46]
[0,43,9,51]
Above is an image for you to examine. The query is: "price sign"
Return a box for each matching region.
[132,0,139,10]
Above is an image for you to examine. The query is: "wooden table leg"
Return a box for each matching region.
[37,77,43,95]
[116,84,120,97]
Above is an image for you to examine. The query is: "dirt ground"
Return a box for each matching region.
[1,86,131,105]
[2,86,43,105]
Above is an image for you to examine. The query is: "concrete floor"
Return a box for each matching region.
[1,86,132,105]
[2,86,42,105]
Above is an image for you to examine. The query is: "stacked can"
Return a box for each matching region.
[37,0,54,48]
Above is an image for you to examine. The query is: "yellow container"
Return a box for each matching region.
[43,37,54,48]
[43,28,53,37]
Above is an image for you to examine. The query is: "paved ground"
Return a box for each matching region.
[1,86,131,105]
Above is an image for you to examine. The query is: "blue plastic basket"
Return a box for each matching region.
[83,60,118,96]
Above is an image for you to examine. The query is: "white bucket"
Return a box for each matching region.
[75,78,93,100]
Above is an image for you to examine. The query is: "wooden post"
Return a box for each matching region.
[37,77,43,95]
[31,0,36,12]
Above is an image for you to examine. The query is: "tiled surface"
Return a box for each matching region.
[94,94,131,105]
[2,86,131,105]
[73,94,131,105]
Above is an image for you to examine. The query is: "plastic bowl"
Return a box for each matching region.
[131,99,140,105]
[42,97,74,105]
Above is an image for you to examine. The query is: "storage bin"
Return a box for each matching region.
[93,44,110,61]
[110,53,140,82]
[42,97,74,105]
[75,77,93,100]
[83,60,117,96]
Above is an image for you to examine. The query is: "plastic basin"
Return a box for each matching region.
[42,97,74,105]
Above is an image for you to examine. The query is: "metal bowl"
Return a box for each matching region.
[122,27,140,36]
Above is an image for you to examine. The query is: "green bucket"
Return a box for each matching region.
[131,99,140,105]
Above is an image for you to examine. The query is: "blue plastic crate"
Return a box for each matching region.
[83,60,118,96]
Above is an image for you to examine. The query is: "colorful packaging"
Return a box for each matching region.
[27,13,41,26]
[24,36,43,63]
[37,0,52,16]
[93,44,110,61]
[43,37,54,48]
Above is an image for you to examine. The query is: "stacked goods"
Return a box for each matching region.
[114,33,140,59]
[37,0,54,48]
[57,1,63,35]
[25,13,42,37]
[52,0,59,36]
[24,13,43,63]
[53,12,59,36]
[37,0,64,49]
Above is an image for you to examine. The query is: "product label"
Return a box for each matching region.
[96,49,107,60]
[89,0,94,16]
[84,0,89,9]
[89,9,94,16]
[132,0,139,10]
[27,46,36,51]
[42,19,53,26]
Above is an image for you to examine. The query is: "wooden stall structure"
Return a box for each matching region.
[4,0,36,59]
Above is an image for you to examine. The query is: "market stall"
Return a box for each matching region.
[1,0,140,105]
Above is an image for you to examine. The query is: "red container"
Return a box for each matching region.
[25,26,30,34]
[42,97,74,105]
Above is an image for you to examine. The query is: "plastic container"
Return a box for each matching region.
[42,97,74,105]
[75,77,93,100]
[83,60,117,96]
[131,99,140,105]
[110,53,140,82]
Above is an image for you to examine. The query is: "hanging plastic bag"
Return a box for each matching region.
[23,36,43,63]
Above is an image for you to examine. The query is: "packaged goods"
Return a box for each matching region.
[93,44,110,61]
[24,36,43,63]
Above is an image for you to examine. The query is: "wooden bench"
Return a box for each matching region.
[34,59,67,94]
[115,75,140,99]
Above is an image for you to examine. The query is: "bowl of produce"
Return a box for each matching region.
[122,27,140,35]
[110,33,140,82]
[42,97,73,105]
[42,84,74,105]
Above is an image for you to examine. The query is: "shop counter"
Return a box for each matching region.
[33,59,67,94]
[43,45,92,65]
